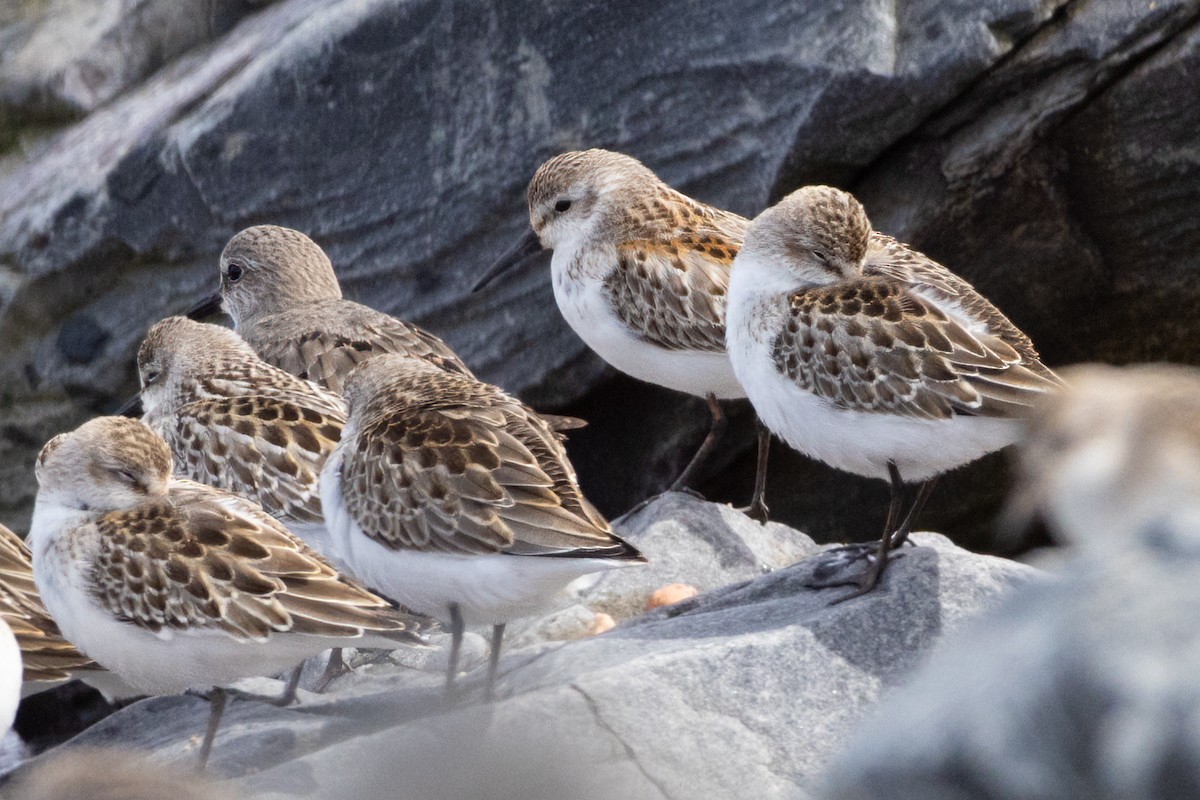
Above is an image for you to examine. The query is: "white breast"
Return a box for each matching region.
[550,246,745,400]
[320,445,637,627]
[727,254,1020,483]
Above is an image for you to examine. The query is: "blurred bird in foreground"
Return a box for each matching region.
[1005,363,1200,554]
[5,748,241,800]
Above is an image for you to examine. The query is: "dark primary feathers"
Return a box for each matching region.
[339,361,643,561]
[89,481,427,643]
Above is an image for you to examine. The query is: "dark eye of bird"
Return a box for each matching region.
[812,250,828,264]
[226,262,245,283]
[143,370,161,385]
[554,199,572,213]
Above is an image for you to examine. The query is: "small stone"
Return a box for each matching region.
[587,612,616,636]
[644,583,699,611]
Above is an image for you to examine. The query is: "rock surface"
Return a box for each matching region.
[6,497,1037,799]
[821,551,1200,800]
[1,0,1197,546]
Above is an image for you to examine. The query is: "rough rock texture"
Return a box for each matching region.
[822,551,1200,800]
[5,497,1035,799]
[0,0,1197,549]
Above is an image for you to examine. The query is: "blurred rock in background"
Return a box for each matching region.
[1,0,1197,553]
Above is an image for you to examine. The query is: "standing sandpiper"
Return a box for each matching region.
[475,149,769,519]
[320,353,646,697]
[28,416,430,768]
[726,185,1062,600]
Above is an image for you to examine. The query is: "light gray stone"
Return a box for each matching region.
[11,502,1035,799]
[821,553,1200,800]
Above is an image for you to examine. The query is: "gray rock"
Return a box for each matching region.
[0,0,1145,536]
[821,553,1200,800]
[10,502,1036,799]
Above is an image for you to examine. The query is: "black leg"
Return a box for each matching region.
[313,648,350,694]
[745,421,771,523]
[883,462,904,539]
[225,664,303,707]
[485,623,506,702]
[196,687,226,773]
[669,393,726,493]
[444,603,464,698]
[888,477,939,549]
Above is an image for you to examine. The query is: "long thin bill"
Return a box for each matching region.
[472,228,543,293]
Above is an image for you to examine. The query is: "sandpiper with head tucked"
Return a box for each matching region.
[137,316,347,561]
[28,416,430,767]
[475,149,769,519]
[1006,363,1200,553]
[726,185,1062,600]
[320,353,645,697]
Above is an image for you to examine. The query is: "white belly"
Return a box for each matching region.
[321,450,637,626]
[0,620,20,739]
[551,257,744,400]
[727,309,1019,483]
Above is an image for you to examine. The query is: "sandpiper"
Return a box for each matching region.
[726,185,1062,600]
[475,149,769,518]
[28,416,430,768]
[1006,363,1200,553]
[187,224,582,435]
[0,523,96,683]
[188,225,472,393]
[137,316,346,560]
[320,353,646,697]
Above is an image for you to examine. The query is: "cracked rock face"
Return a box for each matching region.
[9,497,1036,799]
[1,0,1197,551]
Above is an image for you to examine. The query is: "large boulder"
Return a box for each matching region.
[7,498,1037,798]
[821,550,1200,799]
[0,0,1196,550]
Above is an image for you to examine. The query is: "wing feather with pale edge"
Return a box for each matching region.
[160,394,345,525]
[773,277,1061,419]
[603,194,748,353]
[339,371,642,560]
[89,481,426,643]
[0,524,96,681]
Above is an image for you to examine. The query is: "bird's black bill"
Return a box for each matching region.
[185,291,224,320]
[115,393,143,417]
[472,228,543,293]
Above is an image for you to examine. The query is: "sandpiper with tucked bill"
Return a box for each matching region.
[726,185,1062,601]
[320,353,646,699]
[28,416,432,769]
[474,149,770,520]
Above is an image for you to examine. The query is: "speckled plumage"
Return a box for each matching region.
[27,417,429,696]
[218,225,473,395]
[528,149,748,379]
[728,185,1062,482]
[138,317,345,539]
[321,354,644,630]
[0,523,95,682]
